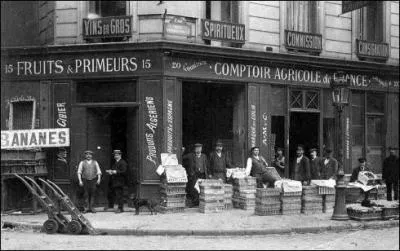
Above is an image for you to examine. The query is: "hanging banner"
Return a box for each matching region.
[1,128,70,149]
[342,1,374,14]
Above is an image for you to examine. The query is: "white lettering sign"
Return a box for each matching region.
[145,97,158,165]
[1,128,70,149]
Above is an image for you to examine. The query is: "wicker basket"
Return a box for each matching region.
[346,206,383,221]
[256,188,281,197]
[256,197,281,204]
[282,191,302,197]
[382,207,399,219]
[255,208,282,216]
[282,209,301,215]
[318,186,336,195]
[160,200,186,208]
[233,177,257,185]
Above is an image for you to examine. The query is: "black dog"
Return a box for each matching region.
[129,195,159,215]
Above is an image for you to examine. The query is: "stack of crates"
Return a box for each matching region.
[318,186,336,213]
[301,185,323,214]
[199,179,225,213]
[232,177,257,211]
[281,190,302,215]
[159,165,187,214]
[255,188,282,216]
[223,184,233,210]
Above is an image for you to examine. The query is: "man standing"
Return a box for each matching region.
[292,145,311,185]
[383,147,399,201]
[105,150,128,213]
[208,141,235,183]
[320,149,338,180]
[77,150,102,213]
[183,143,208,207]
[309,148,322,180]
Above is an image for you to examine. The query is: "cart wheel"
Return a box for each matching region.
[43,219,59,234]
[67,220,82,235]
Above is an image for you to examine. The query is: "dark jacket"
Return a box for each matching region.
[350,166,369,183]
[293,156,310,182]
[310,157,323,180]
[208,151,235,176]
[320,157,338,180]
[183,153,208,177]
[110,159,128,187]
[383,155,399,182]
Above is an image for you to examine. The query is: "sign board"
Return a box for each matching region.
[165,16,191,36]
[285,30,322,53]
[342,1,373,14]
[356,39,389,60]
[1,128,70,149]
[201,19,245,43]
[83,16,132,39]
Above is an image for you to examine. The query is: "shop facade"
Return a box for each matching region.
[1,41,399,206]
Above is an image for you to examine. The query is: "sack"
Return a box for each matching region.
[279,179,302,193]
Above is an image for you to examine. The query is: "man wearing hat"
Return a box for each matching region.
[208,140,235,182]
[350,157,369,183]
[104,150,128,213]
[383,147,399,201]
[320,148,338,180]
[309,148,322,180]
[292,145,311,185]
[182,143,208,207]
[77,150,102,213]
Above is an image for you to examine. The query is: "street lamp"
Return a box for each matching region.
[331,71,350,221]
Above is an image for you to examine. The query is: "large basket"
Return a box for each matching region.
[382,207,399,219]
[255,208,282,216]
[346,204,383,221]
[256,188,281,197]
[256,197,281,205]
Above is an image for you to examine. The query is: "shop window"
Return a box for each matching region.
[89,0,126,17]
[76,81,136,103]
[204,0,240,47]
[367,93,385,114]
[9,101,35,130]
[367,116,383,146]
[290,89,320,110]
[359,1,384,42]
[286,1,318,33]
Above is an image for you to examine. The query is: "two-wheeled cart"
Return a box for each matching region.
[13,173,100,235]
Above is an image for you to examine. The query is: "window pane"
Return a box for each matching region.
[305,91,319,109]
[12,101,33,129]
[352,106,364,125]
[100,1,126,17]
[367,116,383,146]
[367,93,384,113]
[352,125,364,146]
[351,92,364,107]
[290,90,302,108]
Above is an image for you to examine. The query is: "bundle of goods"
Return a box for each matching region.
[158,154,187,214]
[370,200,399,220]
[357,171,379,186]
[232,177,257,211]
[199,179,225,213]
[346,203,383,221]
[255,188,282,216]
[301,185,323,214]
[279,179,302,215]
[224,184,233,210]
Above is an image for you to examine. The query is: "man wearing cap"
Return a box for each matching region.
[320,148,338,180]
[350,157,369,183]
[77,150,102,213]
[383,147,399,201]
[208,140,235,183]
[292,145,311,185]
[182,143,208,207]
[105,150,128,213]
[309,148,322,180]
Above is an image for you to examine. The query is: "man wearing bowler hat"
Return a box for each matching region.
[105,150,128,213]
[182,143,208,207]
[309,148,322,180]
[208,140,235,183]
[77,150,102,213]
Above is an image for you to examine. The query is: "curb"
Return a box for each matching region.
[3,220,398,236]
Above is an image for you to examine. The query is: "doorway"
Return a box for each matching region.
[289,112,319,178]
[182,82,246,166]
[86,107,138,205]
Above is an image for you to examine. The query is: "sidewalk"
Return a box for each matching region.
[2,207,399,236]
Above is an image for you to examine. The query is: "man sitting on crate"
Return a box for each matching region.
[183,143,208,207]
[350,157,378,206]
[208,140,235,183]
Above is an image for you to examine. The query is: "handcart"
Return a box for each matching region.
[12,174,100,235]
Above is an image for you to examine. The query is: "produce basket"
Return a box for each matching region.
[159,206,185,214]
[281,209,301,215]
[346,204,383,221]
[256,188,281,197]
[256,197,281,204]
[302,196,323,203]
[255,208,282,216]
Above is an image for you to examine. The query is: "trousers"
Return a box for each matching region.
[83,179,97,210]
[386,181,399,201]
[107,183,124,209]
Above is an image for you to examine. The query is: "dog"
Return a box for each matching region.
[129,194,159,215]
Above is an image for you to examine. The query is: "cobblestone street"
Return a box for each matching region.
[1,227,399,250]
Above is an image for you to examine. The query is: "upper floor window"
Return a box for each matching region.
[89,1,127,17]
[359,2,384,42]
[9,100,36,130]
[286,1,318,33]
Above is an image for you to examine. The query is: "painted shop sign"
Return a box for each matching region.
[285,30,322,53]
[166,57,399,91]
[166,99,174,153]
[83,16,132,38]
[250,105,257,148]
[144,96,159,166]
[1,128,70,149]
[356,39,389,60]
[201,19,245,43]
[2,52,158,80]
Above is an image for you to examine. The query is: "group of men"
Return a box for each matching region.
[75,149,128,213]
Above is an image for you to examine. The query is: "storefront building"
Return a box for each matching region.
[1,1,399,209]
